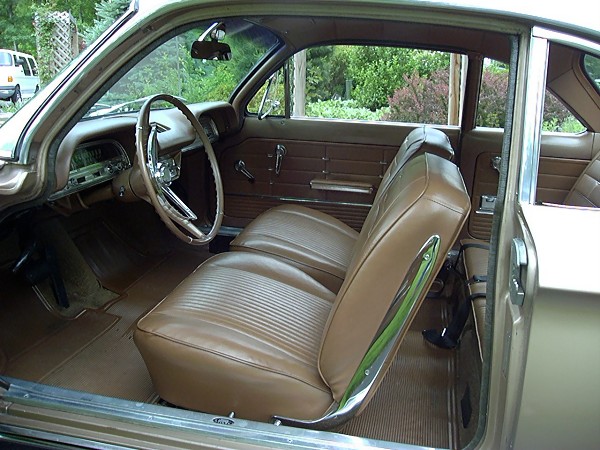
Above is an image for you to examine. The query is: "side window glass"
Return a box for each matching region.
[27,58,38,76]
[299,46,457,125]
[247,66,285,117]
[583,54,600,93]
[542,92,585,133]
[476,58,585,133]
[21,59,32,76]
[476,59,509,128]
[248,45,464,126]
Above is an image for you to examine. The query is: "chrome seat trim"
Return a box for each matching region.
[272,235,441,430]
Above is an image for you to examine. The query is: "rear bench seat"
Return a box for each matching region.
[462,149,600,359]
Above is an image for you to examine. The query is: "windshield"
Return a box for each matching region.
[84,20,280,118]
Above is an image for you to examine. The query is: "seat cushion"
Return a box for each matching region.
[134,251,335,422]
[230,205,359,292]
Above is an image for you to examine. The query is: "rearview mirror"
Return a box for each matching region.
[191,22,232,61]
[191,40,232,61]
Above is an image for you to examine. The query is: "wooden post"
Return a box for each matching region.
[448,53,461,126]
[293,50,306,117]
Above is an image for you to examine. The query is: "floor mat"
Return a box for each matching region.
[338,298,458,448]
[4,248,210,402]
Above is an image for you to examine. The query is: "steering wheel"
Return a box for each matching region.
[135,94,223,245]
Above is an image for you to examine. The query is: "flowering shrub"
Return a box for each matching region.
[382,68,449,124]
[476,69,508,128]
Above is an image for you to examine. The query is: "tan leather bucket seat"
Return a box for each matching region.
[230,126,455,292]
[134,153,470,425]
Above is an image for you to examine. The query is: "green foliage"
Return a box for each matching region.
[476,67,509,128]
[542,116,586,133]
[31,2,59,84]
[0,1,37,54]
[0,0,96,55]
[345,47,449,110]
[305,46,348,102]
[83,0,130,45]
[583,54,600,90]
[94,25,277,113]
[305,99,384,121]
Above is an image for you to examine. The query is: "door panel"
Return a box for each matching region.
[218,117,460,230]
[461,128,597,240]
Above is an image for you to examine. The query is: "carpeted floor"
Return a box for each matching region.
[338,297,458,448]
[3,248,209,402]
[1,203,460,447]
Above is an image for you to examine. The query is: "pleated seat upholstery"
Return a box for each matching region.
[230,126,455,292]
[229,205,358,292]
[135,251,336,421]
[134,153,470,423]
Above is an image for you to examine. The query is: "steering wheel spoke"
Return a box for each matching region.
[135,94,223,245]
[160,184,198,221]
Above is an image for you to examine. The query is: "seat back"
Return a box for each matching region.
[563,150,600,207]
[318,154,470,402]
[362,126,454,233]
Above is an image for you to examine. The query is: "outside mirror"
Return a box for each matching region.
[191,22,232,61]
[15,57,26,66]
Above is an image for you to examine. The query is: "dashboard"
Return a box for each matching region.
[49,102,236,203]
[49,140,130,200]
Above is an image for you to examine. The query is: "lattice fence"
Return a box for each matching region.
[34,12,80,79]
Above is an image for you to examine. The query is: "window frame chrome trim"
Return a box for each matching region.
[518,33,548,204]
[519,27,600,204]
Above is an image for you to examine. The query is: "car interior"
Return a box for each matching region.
[1,13,599,449]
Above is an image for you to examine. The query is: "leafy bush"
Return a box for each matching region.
[476,69,509,128]
[347,47,450,111]
[305,99,384,121]
[382,68,449,124]
[305,46,348,103]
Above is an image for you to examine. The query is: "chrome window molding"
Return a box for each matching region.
[518,32,548,204]
[533,27,600,57]
[519,27,600,204]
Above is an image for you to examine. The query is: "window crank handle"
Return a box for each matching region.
[234,160,255,183]
[275,144,287,176]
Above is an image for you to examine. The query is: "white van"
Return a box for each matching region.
[0,49,40,103]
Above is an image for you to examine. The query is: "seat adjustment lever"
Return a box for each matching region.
[234,160,255,183]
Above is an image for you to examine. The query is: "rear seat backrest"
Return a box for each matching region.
[563,150,600,207]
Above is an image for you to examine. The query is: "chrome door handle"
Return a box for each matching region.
[275,144,287,176]
[234,160,255,183]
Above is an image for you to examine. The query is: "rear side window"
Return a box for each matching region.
[583,54,600,93]
[0,51,12,66]
[476,58,585,133]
